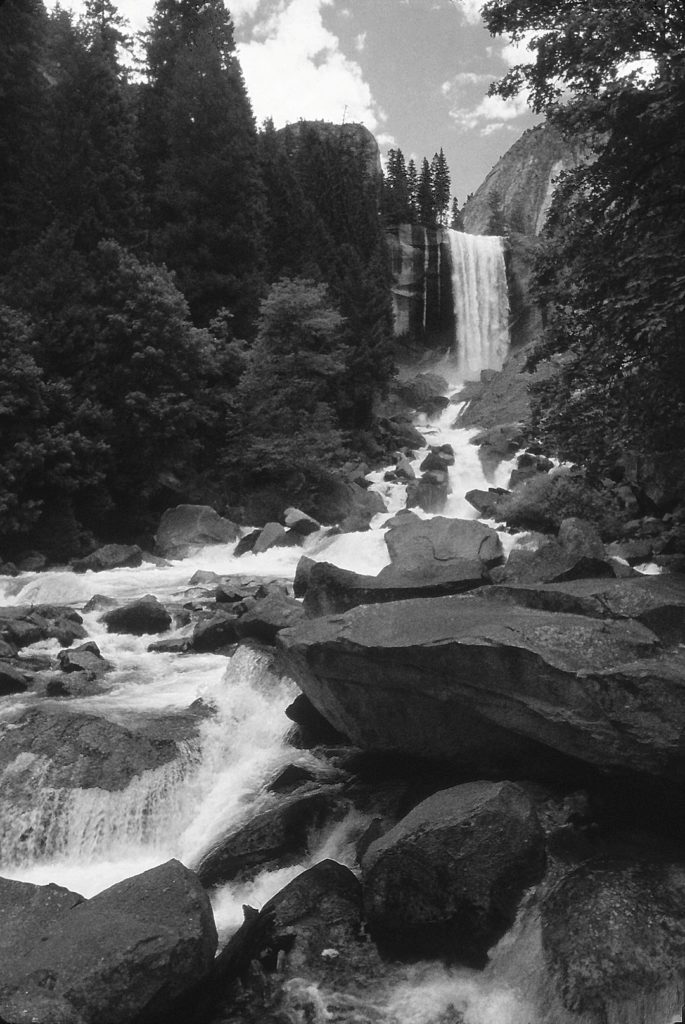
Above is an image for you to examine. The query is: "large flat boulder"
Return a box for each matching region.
[362,781,545,963]
[0,860,216,1024]
[303,560,490,617]
[279,595,685,781]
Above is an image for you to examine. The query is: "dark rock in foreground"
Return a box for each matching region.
[0,860,216,1024]
[362,781,545,963]
[279,594,685,781]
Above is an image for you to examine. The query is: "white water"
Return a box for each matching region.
[449,229,509,381]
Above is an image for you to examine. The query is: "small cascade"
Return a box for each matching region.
[448,229,510,381]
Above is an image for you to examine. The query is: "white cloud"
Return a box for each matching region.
[449,0,484,25]
[449,92,530,134]
[355,31,367,53]
[237,0,383,131]
[442,71,491,94]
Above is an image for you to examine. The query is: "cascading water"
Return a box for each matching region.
[448,229,510,381]
[0,224,537,1023]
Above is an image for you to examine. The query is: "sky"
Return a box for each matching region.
[51,0,540,203]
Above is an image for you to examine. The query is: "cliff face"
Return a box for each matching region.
[387,225,455,348]
[462,124,585,237]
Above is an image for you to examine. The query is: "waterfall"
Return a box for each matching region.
[448,229,510,381]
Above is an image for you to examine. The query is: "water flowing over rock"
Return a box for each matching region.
[0,860,217,1024]
[362,781,545,963]
[279,594,685,782]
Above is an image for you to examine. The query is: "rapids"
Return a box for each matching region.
[0,231,558,1023]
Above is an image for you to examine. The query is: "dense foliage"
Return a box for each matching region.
[0,0,399,558]
[482,0,685,469]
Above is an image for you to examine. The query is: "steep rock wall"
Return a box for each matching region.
[387,225,455,348]
[462,123,586,237]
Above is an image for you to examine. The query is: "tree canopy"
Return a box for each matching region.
[482,0,685,468]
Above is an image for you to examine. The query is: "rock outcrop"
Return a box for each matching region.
[462,124,586,237]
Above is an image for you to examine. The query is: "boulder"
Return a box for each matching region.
[470,422,525,475]
[72,543,144,573]
[0,707,193,790]
[394,374,449,410]
[557,517,605,561]
[155,504,239,559]
[0,660,29,696]
[294,556,316,598]
[497,537,615,585]
[195,787,345,888]
[497,856,685,1024]
[191,610,240,652]
[303,560,489,617]
[279,594,685,781]
[235,592,305,644]
[233,529,261,557]
[283,507,321,536]
[285,693,348,748]
[0,860,216,1024]
[57,641,111,676]
[0,606,86,651]
[253,522,289,553]
[465,487,509,517]
[362,781,545,962]
[217,859,363,980]
[102,596,171,636]
[385,512,503,571]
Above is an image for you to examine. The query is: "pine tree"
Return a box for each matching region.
[0,0,50,267]
[141,0,265,330]
[417,157,435,226]
[431,148,451,226]
[450,196,464,231]
[382,148,411,224]
[43,6,144,252]
[81,0,130,64]
[406,159,419,223]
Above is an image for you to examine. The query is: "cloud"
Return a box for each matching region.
[237,0,383,131]
[441,71,492,94]
[448,0,484,25]
[228,0,266,25]
[449,92,530,134]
